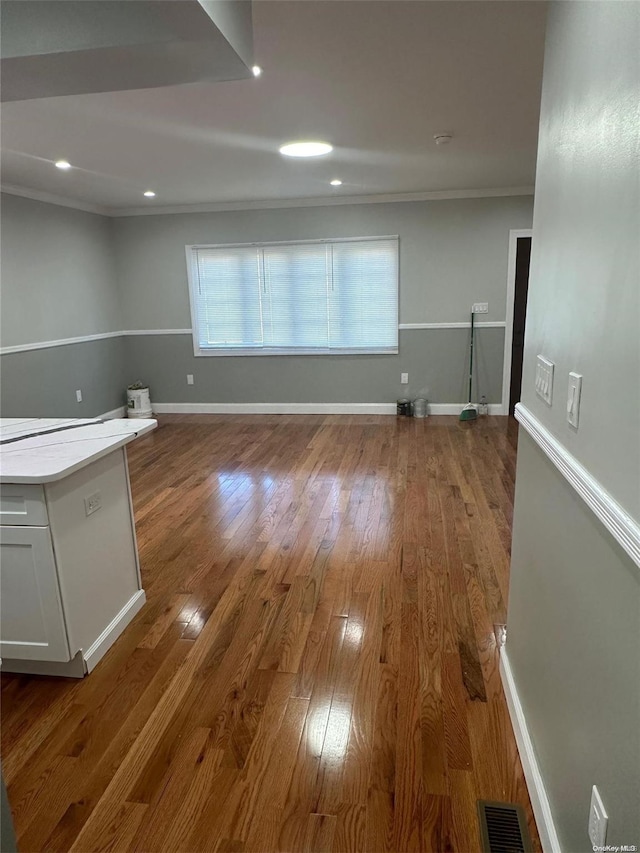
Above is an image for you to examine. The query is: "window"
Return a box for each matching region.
[186,236,399,356]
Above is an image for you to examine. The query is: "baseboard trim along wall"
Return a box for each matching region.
[500,649,562,853]
[100,406,127,420]
[152,402,505,416]
[515,403,640,569]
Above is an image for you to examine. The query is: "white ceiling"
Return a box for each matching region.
[0,1,547,212]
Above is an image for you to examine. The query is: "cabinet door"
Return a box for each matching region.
[0,526,70,662]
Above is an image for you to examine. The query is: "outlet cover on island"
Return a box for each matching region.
[76,389,83,403]
[400,373,409,384]
[84,491,102,517]
[472,303,488,314]
[588,786,608,848]
[187,374,194,385]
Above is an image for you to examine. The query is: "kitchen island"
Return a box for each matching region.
[0,416,156,677]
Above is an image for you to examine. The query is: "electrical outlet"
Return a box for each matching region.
[84,491,102,517]
[535,355,554,405]
[588,786,608,848]
[400,373,409,384]
[472,302,488,314]
[187,374,194,385]
[76,389,83,403]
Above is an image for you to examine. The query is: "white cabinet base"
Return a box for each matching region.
[0,427,153,678]
[83,588,146,673]
[1,589,146,678]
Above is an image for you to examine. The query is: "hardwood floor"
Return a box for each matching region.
[1,414,541,852]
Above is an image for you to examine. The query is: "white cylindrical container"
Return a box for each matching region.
[412,398,428,418]
[127,386,152,418]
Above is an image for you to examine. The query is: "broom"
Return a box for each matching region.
[460,311,478,421]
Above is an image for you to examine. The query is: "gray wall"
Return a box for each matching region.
[507,3,640,850]
[114,195,532,404]
[124,326,504,405]
[0,192,533,413]
[0,193,121,346]
[509,434,639,852]
[0,336,126,418]
[518,3,640,517]
[0,193,125,417]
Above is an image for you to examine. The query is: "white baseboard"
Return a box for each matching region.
[154,402,397,415]
[152,402,506,416]
[500,648,562,853]
[0,651,86,678]
[429,403,505,415]
[100,406,126,420]
[83,589,146,673]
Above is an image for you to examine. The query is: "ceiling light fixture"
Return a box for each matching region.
[330,179,343,186]
[433,133,453,145]
[143,190,156,198]
[279,141,333,158]
[55,160,72,170]
[251,65,262,77]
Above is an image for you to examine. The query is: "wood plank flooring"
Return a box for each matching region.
[1,414,541,852]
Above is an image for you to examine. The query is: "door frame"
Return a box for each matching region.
[501,228,533,415]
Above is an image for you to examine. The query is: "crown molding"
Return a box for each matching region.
[108,186,535,217]
[0,183,109,216]
[1,183,534,218]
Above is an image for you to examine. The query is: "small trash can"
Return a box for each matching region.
[412,398,428,418]
[397,398,411,416]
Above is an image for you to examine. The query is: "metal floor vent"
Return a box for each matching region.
[477,800,533,853]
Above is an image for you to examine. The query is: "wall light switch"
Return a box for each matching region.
[535,355,554,405]
[588,786,608,848]
[472,303,489,314]
[76,389,83,403]
[187,374,194,385]
[567,372,582,428]
[400,373,409,384]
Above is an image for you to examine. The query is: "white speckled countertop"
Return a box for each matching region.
[0,418,157,483]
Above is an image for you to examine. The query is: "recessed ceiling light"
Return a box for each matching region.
[251,65,262,77]
[330,179,343,186]
[279,141,333,158]
[143,190,156,198]
[433,133,453,145]
[55,160,72,170]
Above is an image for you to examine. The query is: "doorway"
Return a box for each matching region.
[502,230,532,416]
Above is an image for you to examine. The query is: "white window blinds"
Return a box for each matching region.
[187,236,399,356]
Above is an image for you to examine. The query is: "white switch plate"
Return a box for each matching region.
[76,389,83,403]
[400,373,409,384]
[567,371,582,428]
[535,355,554,405]
[187,374,194,385]
[84,491,102,517]
[472,302,488,314]
[588,786,608,848]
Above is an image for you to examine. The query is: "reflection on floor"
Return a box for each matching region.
[1,414,541,852]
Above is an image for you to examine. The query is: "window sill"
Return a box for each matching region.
[193,347,399,357]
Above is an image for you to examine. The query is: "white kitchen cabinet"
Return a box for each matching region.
[0,417,156,677]
[0,525,70,662]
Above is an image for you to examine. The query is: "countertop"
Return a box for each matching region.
[0,417,157,484]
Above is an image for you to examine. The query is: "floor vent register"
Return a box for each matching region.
[477,800,534,853]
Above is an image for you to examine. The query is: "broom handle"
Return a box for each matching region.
[468,312,474,404]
